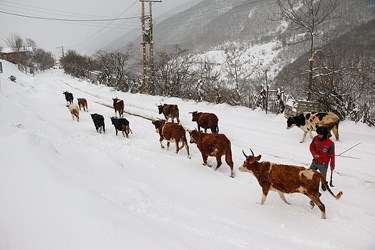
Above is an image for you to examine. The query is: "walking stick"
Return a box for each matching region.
[329,169,334,187]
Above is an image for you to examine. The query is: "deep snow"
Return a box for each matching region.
[1,59,374,250]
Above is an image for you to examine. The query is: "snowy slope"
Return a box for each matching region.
[0,59,374,250]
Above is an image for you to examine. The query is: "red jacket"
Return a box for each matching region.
[310,136,335,168]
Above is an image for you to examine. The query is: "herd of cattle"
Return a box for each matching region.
[62,91,343,219]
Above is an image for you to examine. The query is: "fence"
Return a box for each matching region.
[284,100,321,118]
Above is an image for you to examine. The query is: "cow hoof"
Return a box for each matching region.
[309,201,315,209]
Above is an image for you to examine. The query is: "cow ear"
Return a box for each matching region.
[256,155,262,161]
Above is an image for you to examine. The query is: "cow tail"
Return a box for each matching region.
[216,124,219,133]
[320,175,343,200]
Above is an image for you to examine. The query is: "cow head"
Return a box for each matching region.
[286,113,306,129]
[286,116,296,129]
[152,119,165,133]
[113,97,121,105]
[191,111,199,122]
[239,149,262,173]
[157,104,164,114]
[188,129,202,144]
[110,116,117,124]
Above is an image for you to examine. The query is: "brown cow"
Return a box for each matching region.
[191,111,219,133]
[239,149,343,219]
[188,130,234,178]
[77,98,88,112]
[152,119,190,158]
[113,97,124,117]
[157,103,180,123]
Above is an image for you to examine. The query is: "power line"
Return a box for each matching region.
[69,0,139,52]
[0,9,139,22]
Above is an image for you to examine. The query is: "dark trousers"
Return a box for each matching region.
[309,160,328,190]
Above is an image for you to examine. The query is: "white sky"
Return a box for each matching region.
[1,59,375,249]
[0,0,200,57]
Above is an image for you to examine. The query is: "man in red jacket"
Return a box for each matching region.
[309,126,335,191]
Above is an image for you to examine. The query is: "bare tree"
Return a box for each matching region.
[26,38,37,52]
[223,43,255,105]
[6,33,24,52]
[276,0,338,100]
[95,48,134,91]
[154,45,193,97]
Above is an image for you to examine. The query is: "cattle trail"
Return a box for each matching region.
[94,101,154,121]
[59,79,157,121]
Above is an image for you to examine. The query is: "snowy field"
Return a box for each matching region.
[1,59,374,250]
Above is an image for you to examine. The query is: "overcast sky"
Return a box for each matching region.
[0,0,201,58]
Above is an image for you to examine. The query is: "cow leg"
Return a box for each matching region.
[300,131,308,143]
[308,194,326,219]
[175,140,180,154]
[332,125,339,141]
[277,191,291,205]
[159,140,165,149]
[115,129,118,136]
[225,153,234,178]
[201,153,209,166]
[259,187,270,205]
[184,143,190,159]
[215,156,222,170]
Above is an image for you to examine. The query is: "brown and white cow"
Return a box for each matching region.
[77,98,88,112]
[191,111,219,133]
[157,103,180,123]
[286,112,340,143]
[113,97,124,117]
[66,103,79,122]
[188,130,234,178]
[152,119,190,158]
[239,149,343,219]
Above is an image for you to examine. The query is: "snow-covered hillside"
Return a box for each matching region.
[1,59,374,250]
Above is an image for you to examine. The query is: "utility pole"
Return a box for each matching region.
[265,70,268,114]
[149,1,155,87]
[56,46,64,65]
[140,1,147,86]
[140,0,161,92]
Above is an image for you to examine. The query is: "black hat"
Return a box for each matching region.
[316,126,328,136]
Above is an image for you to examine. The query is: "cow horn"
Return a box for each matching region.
[249,148,255,156]
[242,150,248,158]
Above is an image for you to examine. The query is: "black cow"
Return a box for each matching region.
[63,91,73,104]
[91,113,105,133]
[110,117,132,138]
